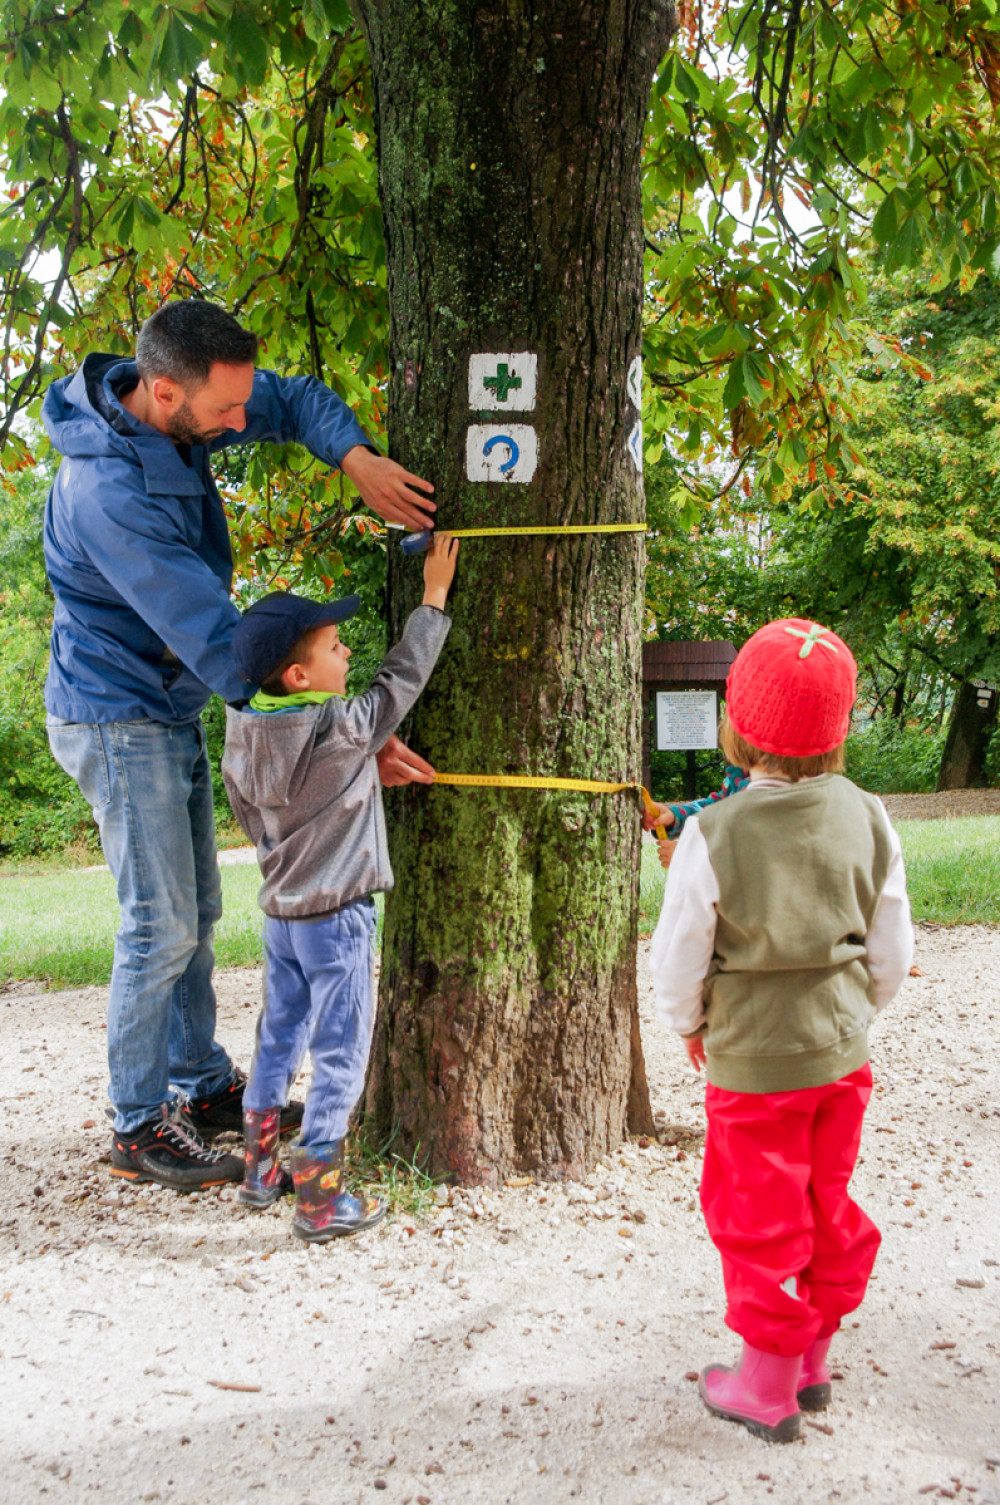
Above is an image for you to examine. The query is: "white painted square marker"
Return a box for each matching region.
[627,419,643,474]
[466,424,538,483]
[627,355,643,411]
[468,353,538,411]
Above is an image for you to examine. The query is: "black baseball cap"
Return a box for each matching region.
[232,590,362,685]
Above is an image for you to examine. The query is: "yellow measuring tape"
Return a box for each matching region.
[443,523,647,539]
[432,772,669,840]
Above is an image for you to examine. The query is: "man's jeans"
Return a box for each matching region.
[47,717,235,1133]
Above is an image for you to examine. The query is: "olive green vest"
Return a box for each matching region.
[697,775,893,1094]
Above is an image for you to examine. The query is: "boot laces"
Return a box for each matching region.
[157,1107,228,1164]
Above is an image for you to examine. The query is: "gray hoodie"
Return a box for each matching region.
[222,606,451,918]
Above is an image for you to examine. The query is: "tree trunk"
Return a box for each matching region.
[937,678,998,789]
[356,0,674,1182]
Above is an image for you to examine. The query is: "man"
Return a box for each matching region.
[43,299,436,1191]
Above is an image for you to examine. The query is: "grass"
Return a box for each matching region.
[0,859,387,990]
[637,813,1000,932]
[347,1118,443,1220]
[1,863,266,989]
[3,815,998,990]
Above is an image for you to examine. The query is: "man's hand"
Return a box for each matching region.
[341,446,437,531]
[376,734,436,788]
[684,1034,706,1072]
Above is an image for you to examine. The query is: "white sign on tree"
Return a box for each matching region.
[655,691,718,751]
[627,419,643,473]
[627,354,642,410]
[468,353,538,411]
[466,424,539,483]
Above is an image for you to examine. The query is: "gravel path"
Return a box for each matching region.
[880,790,1000,821]
[2,929,999,1505]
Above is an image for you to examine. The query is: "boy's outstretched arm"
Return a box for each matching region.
[329,535,460,757]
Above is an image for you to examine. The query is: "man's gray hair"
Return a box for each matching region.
[135,300,258,388]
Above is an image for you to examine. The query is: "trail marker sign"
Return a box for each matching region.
[466,424,538,483]
[469,353,538,411]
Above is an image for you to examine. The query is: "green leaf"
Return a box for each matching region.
[871,193,899,246]
[722,359,746,410]
[740,353,766,406]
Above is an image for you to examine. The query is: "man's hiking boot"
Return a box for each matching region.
[110,1103,244,1192]
[184,1069,304,1139]
[238,1107,293,1208]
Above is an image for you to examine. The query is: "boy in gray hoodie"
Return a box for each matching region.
[222,535,458,1241]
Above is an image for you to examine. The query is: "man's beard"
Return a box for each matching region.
[165,400,224,447]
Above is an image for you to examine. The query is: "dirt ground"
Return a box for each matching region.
[2,926,999,1505]
[879,790,1000,822]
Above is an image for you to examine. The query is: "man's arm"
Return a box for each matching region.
[215,370,436,530]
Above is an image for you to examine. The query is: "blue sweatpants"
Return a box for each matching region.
[243,898,377,1149]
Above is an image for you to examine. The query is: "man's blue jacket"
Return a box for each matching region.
[42,355,371,724]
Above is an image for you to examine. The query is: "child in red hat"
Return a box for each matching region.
[649,618,914,1443]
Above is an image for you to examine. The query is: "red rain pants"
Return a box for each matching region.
[700,1064,881,1357]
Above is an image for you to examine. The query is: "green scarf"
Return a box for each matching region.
[249,688,341,713]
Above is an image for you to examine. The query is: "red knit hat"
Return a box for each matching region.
[726,618,857,758]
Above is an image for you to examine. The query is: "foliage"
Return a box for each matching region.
[642,0,1000,515]
[3,0,1000,530]
[644,270,1000,791]
[739,273,1000,715]
[0,0,393,600]
[845,719,947,795]
[0,464,97,854]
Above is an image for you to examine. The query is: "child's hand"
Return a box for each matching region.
[642,801,675,833]
[422,533,459,609]
[684,1034,706,1072]
[657,835,675,871]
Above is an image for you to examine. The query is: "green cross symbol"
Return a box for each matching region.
[484,362,522,402]
[784,623,839,660]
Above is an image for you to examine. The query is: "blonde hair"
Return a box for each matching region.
[719,710,846,782]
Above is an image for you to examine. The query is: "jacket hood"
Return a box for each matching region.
[42,354,143,460]
[222,706,326,810]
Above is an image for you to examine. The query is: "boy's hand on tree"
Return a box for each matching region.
[684,1034,706,1072]
[376,734,436,787]
[422,533,459,608]
[340,446,437,530]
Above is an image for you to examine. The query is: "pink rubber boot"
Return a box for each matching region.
[797,1334,834,1410]
[699,1342,802,1442]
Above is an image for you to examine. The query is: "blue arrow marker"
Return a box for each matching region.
[483,434,520,474]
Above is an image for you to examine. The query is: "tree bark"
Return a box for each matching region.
[356,0,674,1182]
[936,677,998,789]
